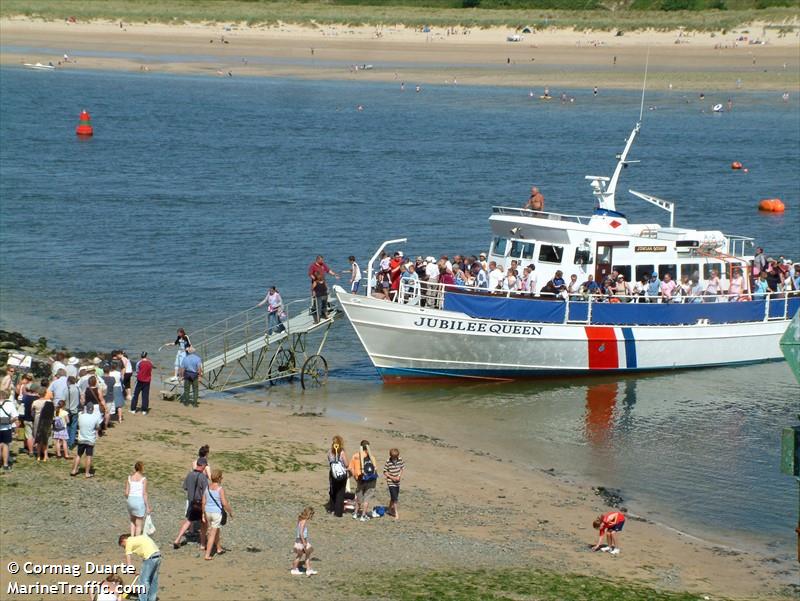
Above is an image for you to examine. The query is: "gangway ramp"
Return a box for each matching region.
[162,296,341,394]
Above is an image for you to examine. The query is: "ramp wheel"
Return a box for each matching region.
[268,349,295,385]
[301,354,328,389]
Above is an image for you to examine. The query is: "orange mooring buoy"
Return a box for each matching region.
[75,110,93,136]
[758,198,786,212]
[731,161,743,170]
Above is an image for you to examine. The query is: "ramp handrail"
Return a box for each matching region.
[187,296,321,371]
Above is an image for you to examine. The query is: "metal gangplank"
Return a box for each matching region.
[161,296,341,395]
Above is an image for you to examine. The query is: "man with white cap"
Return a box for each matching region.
[65,357,80,379]
[424,257,439,284]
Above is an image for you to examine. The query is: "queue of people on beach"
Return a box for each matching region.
[0,350,157,474]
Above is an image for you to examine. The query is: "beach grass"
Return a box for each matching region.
[215,442,323,473]
[2,0,799,31]
[347,568,719,600]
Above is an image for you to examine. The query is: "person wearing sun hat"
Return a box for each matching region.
[66,357,80,379]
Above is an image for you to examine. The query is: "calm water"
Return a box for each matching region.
[1,66,798,554]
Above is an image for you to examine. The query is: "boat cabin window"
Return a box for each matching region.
[510,240,536,260]
[491,236,509,257]
[574,248,592,265]
[635,265,654,282]
[658,264,677,280]
[703,263,724,279]
[681,263,700,280]
[613,265,631,281]
[538,244,563,264]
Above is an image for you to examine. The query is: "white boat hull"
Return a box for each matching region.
[334,286,793,380]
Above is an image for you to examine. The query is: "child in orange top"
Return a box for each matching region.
[592,511,625,555]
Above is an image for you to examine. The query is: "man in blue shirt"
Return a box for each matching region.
[646,271,661,302]
[580,275,600,297]
[180,348,203,407]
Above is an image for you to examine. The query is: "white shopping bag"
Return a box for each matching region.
[144,513,156,536]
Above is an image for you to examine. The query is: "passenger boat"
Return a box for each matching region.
[24,62,55,70]
[334,121,798,380]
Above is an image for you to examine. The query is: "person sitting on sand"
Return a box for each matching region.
[525,186,545,212]
[592,510,626,555]
[95,573,125,601]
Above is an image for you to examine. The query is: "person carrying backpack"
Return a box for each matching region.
[348,439,378,521]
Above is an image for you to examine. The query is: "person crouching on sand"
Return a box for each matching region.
[592,510,626,555]
[291,506,317,576]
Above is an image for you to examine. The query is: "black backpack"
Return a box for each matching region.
[361,453,378,481]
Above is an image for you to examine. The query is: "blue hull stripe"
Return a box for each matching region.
[621,327,637,369]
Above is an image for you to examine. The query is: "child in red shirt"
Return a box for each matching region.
[592,511,626,555]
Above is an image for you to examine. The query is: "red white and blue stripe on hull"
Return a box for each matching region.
[334,286,797,381]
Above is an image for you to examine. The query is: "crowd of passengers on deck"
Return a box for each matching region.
[369,249,800,306]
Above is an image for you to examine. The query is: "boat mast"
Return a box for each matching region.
[596,51,649,213]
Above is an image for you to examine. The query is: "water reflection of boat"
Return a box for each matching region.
[584,382,618,444]
[335,119,799,381]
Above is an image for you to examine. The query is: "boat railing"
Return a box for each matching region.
[381,279,798,325]
[491,206,592,225]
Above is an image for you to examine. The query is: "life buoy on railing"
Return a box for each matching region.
[609,297,621,303]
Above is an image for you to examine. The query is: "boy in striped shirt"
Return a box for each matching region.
[383,448,404,520]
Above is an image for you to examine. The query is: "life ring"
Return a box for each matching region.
[609,297,621,303]
[758,198,785,212]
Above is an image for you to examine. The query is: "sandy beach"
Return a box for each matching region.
[1,18,799,91]
[0,380,796,600]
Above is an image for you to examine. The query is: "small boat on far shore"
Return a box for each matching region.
[24,62,55,71]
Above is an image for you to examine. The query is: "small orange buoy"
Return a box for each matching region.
[75,109,93,136]
[758,198,785,212]
[731,161,743,170]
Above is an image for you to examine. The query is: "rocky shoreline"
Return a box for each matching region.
[0,329,111,379]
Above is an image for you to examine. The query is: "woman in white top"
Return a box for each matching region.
[727,268,745,300]
[125,461,151,536]
[704,269,722,302]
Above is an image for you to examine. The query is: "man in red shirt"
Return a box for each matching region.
[592,510,626,555]
[388,251,404,299]
[308,255,339,288]
[131,352,153,415]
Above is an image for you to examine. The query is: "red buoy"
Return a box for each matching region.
[76,110,93,136]
[731,161,742,170]
[758,198,785,212]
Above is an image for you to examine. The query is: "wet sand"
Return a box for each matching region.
[1,18,799,91]
[0,383,794,600]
